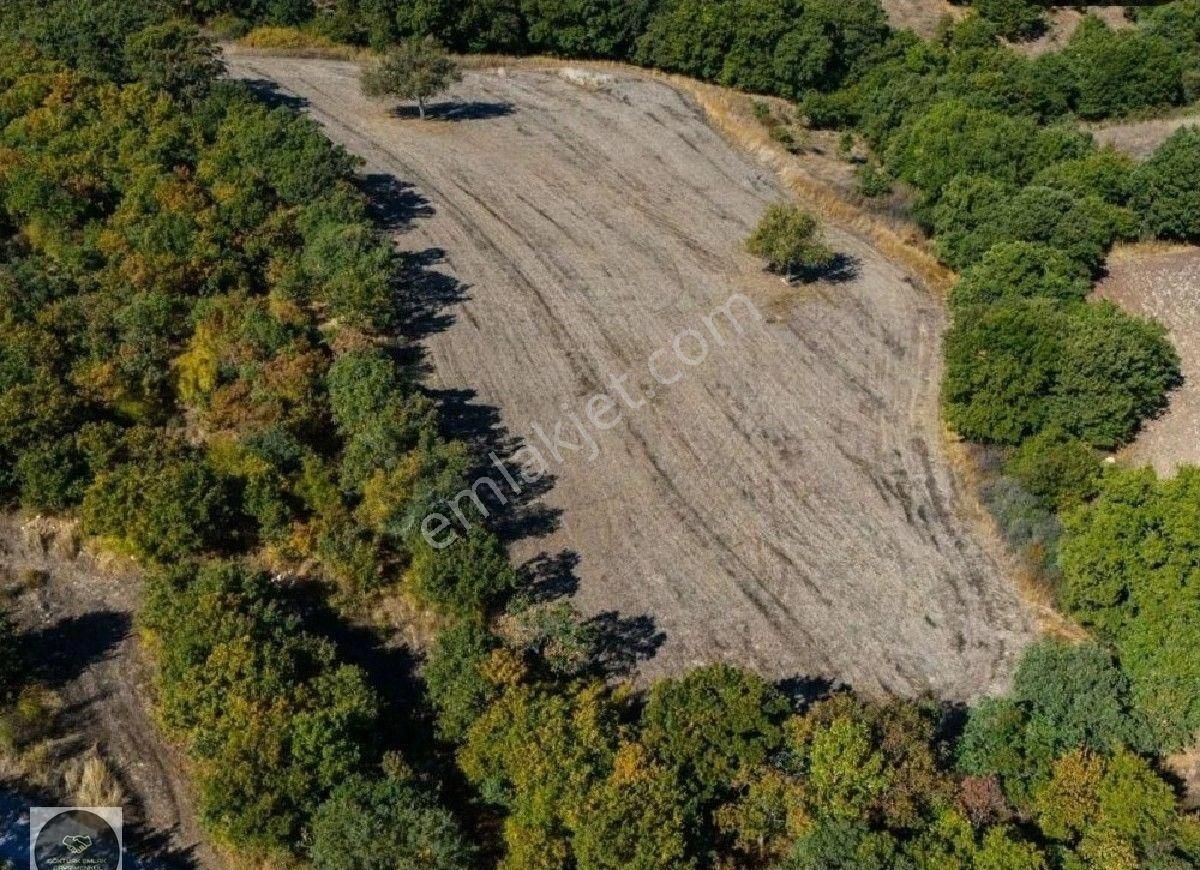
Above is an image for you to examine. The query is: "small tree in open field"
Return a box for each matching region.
[361,36,461,119]
[745,203,835,282]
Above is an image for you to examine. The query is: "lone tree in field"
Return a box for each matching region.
[745,203,835,282]
[361,37,461,119]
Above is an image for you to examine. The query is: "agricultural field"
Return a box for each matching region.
[226,49,1033,697]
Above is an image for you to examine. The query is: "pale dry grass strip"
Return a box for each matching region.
[1107,240,1200,261]
[234,27,369,60]
[64,746,125,807]
[941,431,1088,642]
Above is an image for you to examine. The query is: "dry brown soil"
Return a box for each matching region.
[1091,112,1200,160]
[1096,245,1200,475]
[0,515,218,869]
[226,49,1034,698]
[879,0,963,37]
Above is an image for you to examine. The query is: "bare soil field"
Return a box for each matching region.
[879,0,963,37]
[225,49,1034,699]
[0,515,218,869]
[1096,245,1200,475]
[1091,111,1200,160]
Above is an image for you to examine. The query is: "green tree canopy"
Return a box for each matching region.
[1133,125,1200,242]
[745,203,835,281]
[309,775,475,870]
[361,36,462,118]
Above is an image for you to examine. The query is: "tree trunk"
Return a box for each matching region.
[417,97,425,119]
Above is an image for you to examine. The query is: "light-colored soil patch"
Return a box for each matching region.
[225,49,1034,699]
[879,0,963,38]
[1096,245,1200,475]
[1091,111,1200,160]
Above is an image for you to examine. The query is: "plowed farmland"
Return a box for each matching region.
[225,49,1034,698]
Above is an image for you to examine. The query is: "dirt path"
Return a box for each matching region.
[227,50,1034,699]
[1,515,218,870]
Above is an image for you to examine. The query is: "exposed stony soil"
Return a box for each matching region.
[0,514,218,869]
[226,49,1033,698]
[1096,245,1200,475]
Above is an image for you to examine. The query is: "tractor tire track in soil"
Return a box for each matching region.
[226,50,1034,698]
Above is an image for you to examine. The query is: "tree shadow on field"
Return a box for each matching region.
[797,252,860,284]
[514,551,666,679]
[518,550,581,603]
[234,76,309,112]
[426,386,563,544]
[360,173,434,229]
[776,675,837,712]
[353,152,667,681]
[586,611,666,678]
[395,246,470,341]
[390,100,514,122]
[26,610,130,689]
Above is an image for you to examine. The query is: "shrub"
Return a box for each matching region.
[1132,126,1200,242]
[361,36,461,118]
[238,25,355,57]
[636,0,888,97]
[950,242,1090,309]
[641,663,788,803]
[944,298,1179,448]
[933,178,1128,273]
[521,0,655,58]
[942,298,1065,445]
[979,475,1062,575]
[958,641,1156,804]
[309,775,474,870]
[886,102,1039,204]
[124,20,224,102]
[407,527,517,616]
[81,455,240,562]
[1048,301,1180,450]
[394,0,525,53]
[745,203,835,281]
[1064,16,1183,119]
[1059,468,1200,747]
[972,0,1043,40]
[1032,147,1136,206]
[424,619,500,741]
[141,560,379,848]
[326,348,404,433]
[1004,428,1101,511]
[855,163,892,198]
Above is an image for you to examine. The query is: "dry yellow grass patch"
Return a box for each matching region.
[238,27,368,60]
[64,746,125,807]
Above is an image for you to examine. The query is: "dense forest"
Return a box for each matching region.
[0,0,1199,868]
